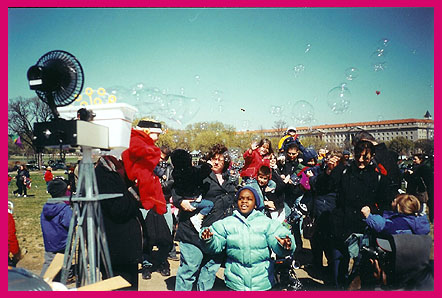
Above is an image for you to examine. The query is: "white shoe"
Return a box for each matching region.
[190,214,202,232]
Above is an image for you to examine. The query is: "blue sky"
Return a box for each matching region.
[8,7,434,131]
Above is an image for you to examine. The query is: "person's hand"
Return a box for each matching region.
[180,200,196,212]
[325,155,341,175]
[283,175,291,184]
[306,170,314,178]
[370,258,387,285]
[361,206,371,218]
[275,235,292,250]
[201,228,213,240]
[251,142,259,151]
[264,201,276,210]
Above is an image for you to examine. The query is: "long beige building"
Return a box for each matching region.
[243,113,434,147]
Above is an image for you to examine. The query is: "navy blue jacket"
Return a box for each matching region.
[40,203,72,252]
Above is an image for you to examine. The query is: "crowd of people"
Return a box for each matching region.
[8,122,434,291]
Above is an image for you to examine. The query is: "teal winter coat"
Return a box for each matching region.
[201,209,295,291]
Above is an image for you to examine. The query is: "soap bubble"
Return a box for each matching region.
[327,83,351,114]
[242,120,250,130]
[377,115,384,122]
[213,90,223,103]
[345,67,359,81]
[293,64,305,77]
[200,122,208,130]
[194,75,201,85]
[370,47,388,72]
[291,100,315,125]
[373,62,387,72]
[377,38,390,48]
[304,43,311,53]
[271,105,282,117]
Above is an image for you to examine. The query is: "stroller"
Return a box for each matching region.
[274,255,303,291]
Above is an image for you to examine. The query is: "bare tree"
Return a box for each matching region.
[273,120,288,136]
[8,96,52,164]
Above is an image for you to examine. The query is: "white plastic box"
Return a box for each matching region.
[58,103,138,149]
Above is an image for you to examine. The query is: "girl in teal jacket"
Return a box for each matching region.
[200,185,295,291]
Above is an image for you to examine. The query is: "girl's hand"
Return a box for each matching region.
[180,200,197,212]
[201,228,213,240]
[361,206,371,218]
[251,142,259,151]
[275,235,292,250]
[306,170,314,178]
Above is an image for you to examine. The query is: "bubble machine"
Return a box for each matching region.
[27,50,137,288]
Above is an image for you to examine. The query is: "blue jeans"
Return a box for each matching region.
[175,242,222,291]
[190,199,214,216]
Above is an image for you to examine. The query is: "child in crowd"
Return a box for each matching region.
[171,149,214,232]
[200,186,294,291]
[44,166,53,191]
[240,138,273,182]
[246,165,285,222]
[40,178,73,278]
[361,194,430,235]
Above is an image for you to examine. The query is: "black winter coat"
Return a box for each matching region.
[154,161,174,200]
[315,160,394,241]
[95,164,144,265]
[172,171,237,249]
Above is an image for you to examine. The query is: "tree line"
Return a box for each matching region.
[9,96,434,164]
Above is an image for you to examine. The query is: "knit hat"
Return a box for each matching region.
[301,148,318,165]
[343,150,351,156]
[136,119,162,134]
[235,185,264,211]
[47,178,68,198]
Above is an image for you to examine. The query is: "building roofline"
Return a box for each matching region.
[237,118,434,134]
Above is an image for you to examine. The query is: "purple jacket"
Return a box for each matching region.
[40,203,72,252]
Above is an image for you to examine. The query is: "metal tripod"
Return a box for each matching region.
[58,146,121,287]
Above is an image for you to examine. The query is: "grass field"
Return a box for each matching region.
[8,169,70,273]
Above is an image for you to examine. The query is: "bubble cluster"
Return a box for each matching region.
[327,83,351,114]
[370,38,390,72]
[106,84,200,127]
[293,64,305,77]
[270,105,282,117]
[291,100,315,125]
[345,67,359,81]
[304,43,311,53]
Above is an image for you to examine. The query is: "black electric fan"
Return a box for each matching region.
[27,50,84,118]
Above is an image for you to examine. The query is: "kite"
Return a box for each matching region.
[9,134,23,148]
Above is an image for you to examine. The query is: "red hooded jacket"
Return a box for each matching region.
[121,129,166,214]
[240,148,270,178]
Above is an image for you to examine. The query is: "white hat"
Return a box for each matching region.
[286,126,296,133]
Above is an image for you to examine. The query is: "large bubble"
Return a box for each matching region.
[104,84,200,127]
[291,100,315,125]
[327,83,351,114]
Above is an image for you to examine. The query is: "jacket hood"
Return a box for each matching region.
[403,214,431,235]
[42,203,68,220]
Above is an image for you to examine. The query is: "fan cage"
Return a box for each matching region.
[35,50,84,107]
